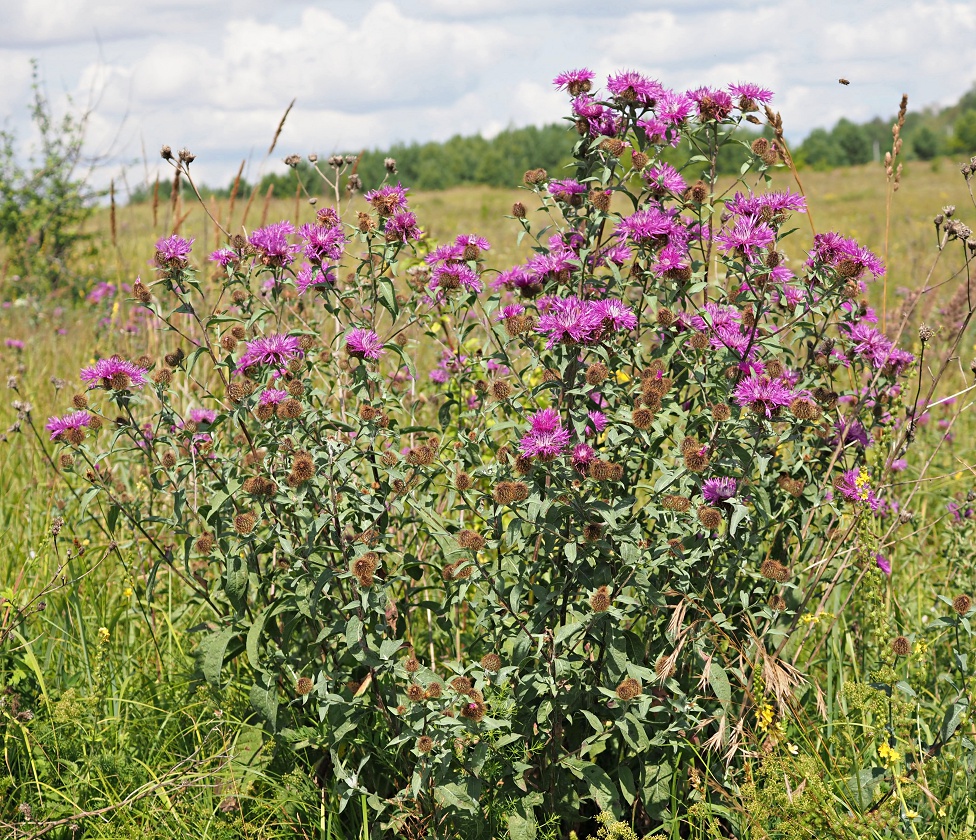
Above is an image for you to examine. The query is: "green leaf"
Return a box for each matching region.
[846,767,887,809]
[579,763,618,811]
[507,811,537,840]
[708,660,732,710]
[199,625,236,687]
[434,782,479,814]
[940,701,968,743]
[618,765,637,805]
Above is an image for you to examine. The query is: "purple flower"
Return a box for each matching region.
[587,410,608,435]
[875,553,891,576]
[547,179,587,203]
[235,334,303,373]
[384,209,421,242]
[425,243,464,265]
[299,222,346,264]
[428,263,483,297]
[455,233,490,256]
[807,232,885,280]
[733,373,796,417]
[495,304,525,321]
[615,207,684,248]
[87,282,116,304]
[725,190,806,218]
[835,468,881,511]
[209,248,238,268]
[345,329,384,361]
[571,443,595,475]
[81,357,149,390]
[595,299,638,332]
[535,296,604,348]
[714,215,776,264]
[572,95,619,138]
[607,70,664,105]
[843,322,914,373]
[4,338,24,350]
[296,264,336,295]
[155,235,194,267]
[259,388,289,406]
[657,90,694,126]
[189,408,217,425]
[250,221,297,267]
[553,68,595,95]
[365,183,409,215]
[833,415,870,449]
[702,477,738,504]
[519,409,571,461]
[728,82,774,105]
[688,87,734,121]
[644,162,686,195]
[45,410,93,441]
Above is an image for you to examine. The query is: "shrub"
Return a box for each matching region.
[43,69,937,836]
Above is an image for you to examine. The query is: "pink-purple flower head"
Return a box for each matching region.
[644,162,686,196]
[299,222,346,265]
[835,467,882,511]
[259,388,289,406]
[5,338,24,350]
[428,263,483,298]
[235,334,303,373]
[571,443,596,475]
[607,70,664,106]
[209,248,239,268]
[807,232,885,280]
[495,304,525,321]
[728,82,774,108]
[547,179,587,204]
[535,296,637,348]
[250,221,298,268]
[155,235,194,269]
[553,68,595,96]
[455,233,490,259]
[571,95,619,138]
[586,410,608,436]
[615,207,684,249]
[519,408,571,461]
[46,410,93,442]
[81,356,149,391]
[875,553,891,576]
[345,328,384,361]
[725,190,807,219]
[296,264,337,296]
[843,322,914,373]
[365,183,409,216]
[714,215,776,265]
[384,209,421,243]
[189,408,217,425]
[702,477,738,505]
[688,87,734,122]
[733,373,796,418]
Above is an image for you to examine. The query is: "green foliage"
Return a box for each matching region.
[0,61,96,292]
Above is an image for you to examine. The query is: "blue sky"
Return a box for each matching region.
[1,0,975,193]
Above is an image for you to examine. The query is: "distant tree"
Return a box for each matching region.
[952,111,976,154]
[912,125,943,160]
[833,119,872,165]
[797,128,844,170]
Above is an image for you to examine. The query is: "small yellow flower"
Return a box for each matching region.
[123,587,133,598]
[97,627,110,644]
[878,741,901,766]
[615,370,631,384]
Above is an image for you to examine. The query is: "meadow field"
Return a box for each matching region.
[2,134,976,840]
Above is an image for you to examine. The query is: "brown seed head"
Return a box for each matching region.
[590,586,611,613]
[586,362,609,385]
[512,201,526,219]
[789,397,821,421]
[425,682,442,699]
[234,512,257,535]
[615,677,642,701]
[630,151,649,169]
[406,683,425,702]
[684,450,710,472]
[689,331,710,351]
[133,281,152,304]
[195,533,215,554]
[953,594,972,616]
[662,495,691,512]
[768,594,787,611]
[417,736,434,754]
[161,451,177,468]
[698,506,723,530]
[457,529,486,551]
[656,307,676,327]
[891,636,911,657]
[583,522,604,543]
[404,656,421,673]
[760,559,790,583]
[455,471,473,491]
[690,180,709,204]
[654,656,676,680]
[296,677,314,696]
[480,653,502,672]
[632,407,654,430]
[460,700,486,722]
[451,676,473,694]
[712,403,731,422]
[490,380,512,401]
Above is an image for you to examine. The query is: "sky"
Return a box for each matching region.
[2,0,975,196]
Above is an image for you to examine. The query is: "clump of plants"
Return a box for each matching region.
[36,68,974,837]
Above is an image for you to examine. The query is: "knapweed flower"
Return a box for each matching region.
[571,443,596,475]
[235,334,303,373]
[259,388,289,406]
[209,248,238,268]
[644,162,686,195]
[250,221,297,267]
[835,468,882,511]
[455,233,490,259]
[714,215,776,264]
[843,322,914,373]
[547,179,587,204]
[875,553,892,576]
[535,296,636,348]
[725,190,806,219]
[345,329,384,361]
[188,408,217,425]
[295,264,336,295]
[4,338,24,350]
[299,222,346,264]
[688,86,734,122]
[553,68,595,96]
[384,209,421,242]
[46,411,93,443]
[607,70,664,106]
[519,408,571,461]
[587,410,608,435]
[807,232,885,280]
[572,95,618,137]
[728,82,774,106]
[615,207,683,248]
[733,373,796,417]
[364,183,409,216]
[428,263,483,297]
[702,477,737,504]
[81,356,149,390]
[154,235,193,268]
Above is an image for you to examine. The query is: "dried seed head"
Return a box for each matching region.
[789,397,821,421]
[632,407,654,430]
[523,168,547,185]
[684,450,710,472]
[712,403,731,422]
[953,594,972,616]
[405,656,421,673]
[133,280,152,304]
[891,636,911,657]
[59,452,75,469]
[456,529,486,551]
[277,398,303,419]
[514,455,533,475]
[586,362,609,385]
[656,307,676,327]
[751,138,770,156]
[234,512,257,535]
[490,380,512,401]
[451,676,473,694]
[760,559,790,582]
[768,594,787,611]
[615,677,642,701]
[460,699,486,722]
[161,451,177,468]
[919,324,935,343]
[583,522,604,543]
[195,533,215,554]
[662,495,691,512]
[654,656,675,680]
[689,331,710,351]
[164,348,185,367]
[220,334,238,351]
[690,180,709,204]
[630,151,649,169]
[417,735,433,754]
[512,201,526,219]
[480,653,502,672]
[454,471,473,491]
[296,677,314,696]
[542,368,560,383]
[589,189,612,213]
[697,506,723,530]
[291,451,314,481]
[589,586,611,613]
[425,682,442,699]
[406,683,425,702]
[406,446,435,467]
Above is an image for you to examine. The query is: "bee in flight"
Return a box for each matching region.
[838,78,850,85]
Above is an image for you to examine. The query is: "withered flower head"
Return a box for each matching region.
[589,586,611,613]
[480,653,502,672]
[615,677,642,701]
